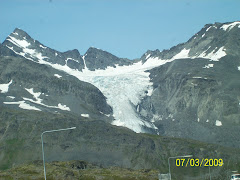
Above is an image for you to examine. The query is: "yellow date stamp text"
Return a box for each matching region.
[175,158,223,167]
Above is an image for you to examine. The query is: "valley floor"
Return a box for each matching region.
[0,160,159,180]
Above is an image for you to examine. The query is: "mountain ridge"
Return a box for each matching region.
[3,21,240,67]
[141,21,240,63]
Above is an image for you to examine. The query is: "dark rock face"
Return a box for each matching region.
[0,55,112,119]
[136,21,240,148]
[83,47,133,70]
[139,57,240,147]
[0,42,17,57]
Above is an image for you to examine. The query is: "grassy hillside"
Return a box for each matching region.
[0,160,159,180]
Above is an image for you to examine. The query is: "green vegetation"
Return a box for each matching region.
[0,138,24,170]
[0,161,159,180]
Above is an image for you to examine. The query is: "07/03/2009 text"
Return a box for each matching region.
[175,158,223,167]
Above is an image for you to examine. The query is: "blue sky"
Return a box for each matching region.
[0,0,240,59]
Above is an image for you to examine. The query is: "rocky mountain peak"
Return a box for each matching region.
[11,28,31,39]
[2,29,132,71]
[63,49,81,59]
[140,49,161,63]
[141,21,240,64]
[186,21,240,57]
[3,28,34,50]
[83,47,132,70]
[85,47,115,58]
[2,28,85,70]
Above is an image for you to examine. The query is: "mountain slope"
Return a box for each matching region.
[137,21,240,147]
[0,106,240,179]
[0,55,112,120]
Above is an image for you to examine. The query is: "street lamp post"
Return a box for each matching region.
[209,166,211,180]
[168,155,193,180]
[41,127,76,180]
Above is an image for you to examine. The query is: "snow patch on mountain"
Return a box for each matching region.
[22,96,70,111]
[4,101,41,111]
[24,88,70,111]
[7,35,30,48]
[99,111,111,117]
[170,46,227,61]
[145,54,151,60]
[221,22,240,31]
[5,35,50,62]
[12,32,19,36]
[206,26,212,32]
[54,74,62,78]
[39,44,47,49]
[195,47,226,61]
[169,47,226,61]
[6,42,49,62]
[192,77,208,80]
[57,103,70,111]
[172,48,190,59]
[206,47,226,61]
[25,88,41,101]
[215,120,222,126]
[203,64,214,68]
[81,114,89,118]
[0,80,12,93]
[66,58,78,62]
[82,55,88,70]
